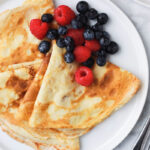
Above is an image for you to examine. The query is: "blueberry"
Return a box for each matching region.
[95,31,103,40]
[96,50,107,58]
[84,29,95,40]
[64,36,74,46]
[99,36,110,46]
[56,38,66,48]
[58,26,67,35]
[97,13,109,25]
[76,1,89,14]
[102,31,110,39]
[41,14,53,23]
[64,52,75,63]
[82,57,94,68]
[46,29,58,40]
[71,18,83,29]
[86,8,98,20]
[101,46,107,51]
[106,41,119,54]
[38,41,50,54]
[84,24,91,30]
[96,56,106,66]
[66,45,74,52]
[76,14,88,25]
[92,23,103,31]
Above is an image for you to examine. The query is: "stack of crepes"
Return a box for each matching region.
[0,0,141,150]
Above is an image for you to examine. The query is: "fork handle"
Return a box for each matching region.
[133,117,150,150]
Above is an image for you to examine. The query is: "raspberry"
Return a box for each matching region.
[30,19,48,40]
[74,46,91,63]
[75,66,94,86]
[66,29,85,46]
[54,5,75,26]
[85,40,101,52]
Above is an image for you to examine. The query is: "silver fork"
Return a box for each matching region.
[133,117,150,150]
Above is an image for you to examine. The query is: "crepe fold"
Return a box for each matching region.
[29,43,140,129]
[0,0,57,72]
[0,0,80,150]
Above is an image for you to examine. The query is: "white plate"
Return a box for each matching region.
[0,0,149,150]
[134,0,150,8]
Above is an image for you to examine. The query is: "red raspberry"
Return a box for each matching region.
[30,19,48,40]
[74,46,91,63]
[54,5,75,26]
[85,40,101,52]
[66,29,85,46]
[75,66,94,86]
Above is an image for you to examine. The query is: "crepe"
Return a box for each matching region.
[29,43,141,129]
[16,43,90,138]
[0,0,56,71]
[0,0,81,148]
[0,119,79,150]
[0,54,80,150]
[0,60,41,111]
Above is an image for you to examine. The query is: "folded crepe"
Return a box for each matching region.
[16,42,90,138]
[29,43,140,129]
[0,0,56,71]
[0,0,80,149]
[0,54,80,150]
[0,118,79,150]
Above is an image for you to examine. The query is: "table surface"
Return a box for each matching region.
[113,0,150,149]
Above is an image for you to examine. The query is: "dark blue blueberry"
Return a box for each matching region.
[38,41,50,54]
[58,26,67,35]
[41,14,53,23]
[76,14,88,25]
[99,36,110,46]
[101,46,107,51]
[84,24,91,30]
[84,29,95,40]
[64,52,75,63]
[64,36,74,46]
[46,29,58,40]
[106,41,119,54]
[95,31,103,40]
[96,50,107,58]
[56,38,66,48]
[82,57,95,68]
[76,1,89,14]
[92,23,103,31]
[95,31,110,40]
[96,56,106,66]
[86,8,98,20]
[66,44,74,52]
[71,18,83,29]
[97,13,109,25]
[102,31,110,39]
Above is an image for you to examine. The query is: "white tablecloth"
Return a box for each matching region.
[113,0,150,149]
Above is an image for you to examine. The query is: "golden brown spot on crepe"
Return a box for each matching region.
[10,100,20,108]
[10,44,43,63]
[109,89,116,96]
[6,76,28,94]
[28,67,37,77]
[17,18,24,25]
[89,92,97,97]
[99,70,113,89]
[6,66,37,99]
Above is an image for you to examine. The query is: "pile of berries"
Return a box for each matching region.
[30,1,119,87]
